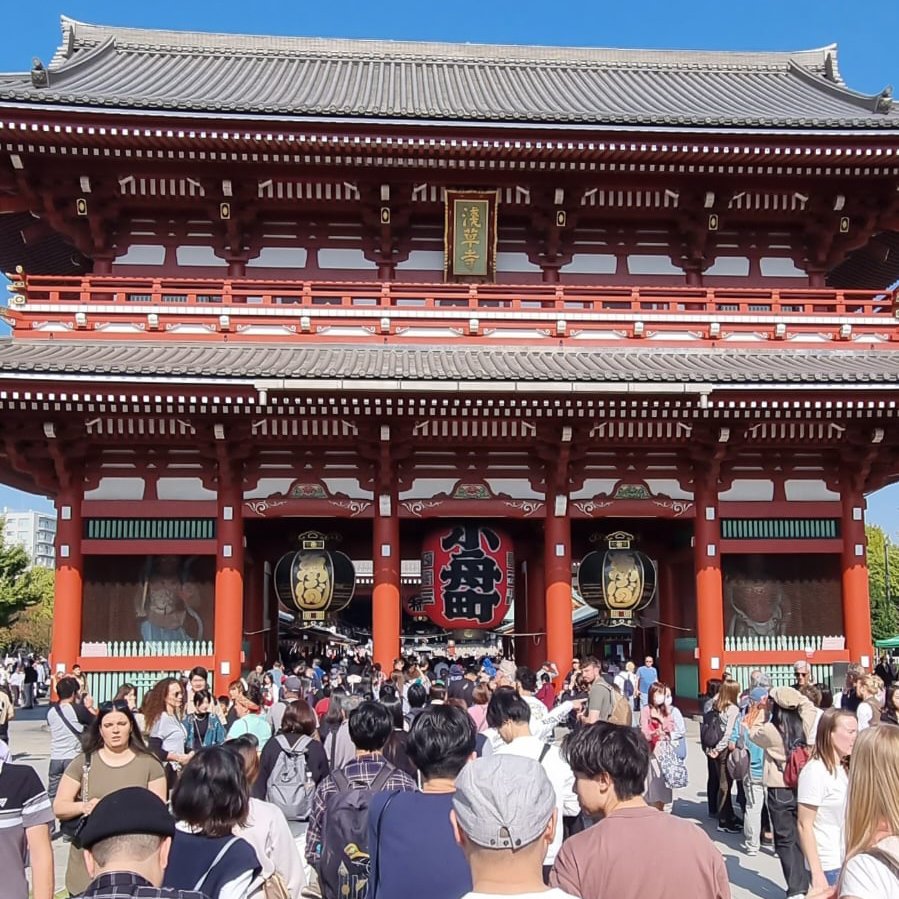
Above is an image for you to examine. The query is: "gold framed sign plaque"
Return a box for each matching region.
[444,189,499,282]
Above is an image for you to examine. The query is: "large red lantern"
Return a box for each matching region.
[576,531,657,624]
[413,524,514,630]
[273,531,355,623]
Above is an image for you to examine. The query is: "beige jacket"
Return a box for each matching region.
[748,686,818,789]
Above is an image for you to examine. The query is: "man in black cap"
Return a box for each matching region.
[74,787,206,898]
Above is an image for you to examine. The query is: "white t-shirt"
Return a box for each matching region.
[857,703,874,731]
[494,736,580,866]
[462,891,577,899]
[523,694,548,735]
[841,836,899,898]
[797,757,848,870]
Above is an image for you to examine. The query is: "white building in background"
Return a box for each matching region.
[2,509,56,568]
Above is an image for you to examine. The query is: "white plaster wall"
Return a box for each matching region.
[562,254,617,275]
[759,257,806,278]
[784,480,840,501]
[570,479,620,501]
[495,252,542,273]
[485,479,544,499]
[84,478,146,501]
[718,480,775,501]
[175,246,223,266]
[155,478,217,500]
[644,479,693,500]
[246,247,308,269]
[705,257,751,276]
[117,245,166,266]
[244,479,295,500]
[323,479,374,499]
[399,478,461,500]
[395,250,446,271]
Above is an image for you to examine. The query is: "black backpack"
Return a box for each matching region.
[318,765,393,899]
[700,708,725,750]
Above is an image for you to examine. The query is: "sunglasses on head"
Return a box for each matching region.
[99,699,130,714]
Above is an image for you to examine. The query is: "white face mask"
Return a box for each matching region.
[653,694,665,707]
[664,696,673,708]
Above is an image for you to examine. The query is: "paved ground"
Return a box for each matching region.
[10,703,786,898]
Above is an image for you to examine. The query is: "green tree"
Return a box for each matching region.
[0,530,50,629]
[867,524,899,641]
[0,565,54,654]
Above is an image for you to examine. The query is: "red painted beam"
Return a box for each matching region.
[77,655,214,672]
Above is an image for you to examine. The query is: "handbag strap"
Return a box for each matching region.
[328,728,338,768]
[193,836,240,892]
[53,704,83,738]
[80,752,91,800]
[864,847,899,882]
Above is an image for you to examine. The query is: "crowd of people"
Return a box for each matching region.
[3,649,899,898]
[696,655,899,899]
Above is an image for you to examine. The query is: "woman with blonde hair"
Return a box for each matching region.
[856,675,883,731]
[797,708,858,892]
[838,725,899,898]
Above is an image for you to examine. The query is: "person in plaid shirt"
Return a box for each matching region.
[305,701,416,867]
[73,787,207,899]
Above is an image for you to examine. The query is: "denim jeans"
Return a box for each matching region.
[48,757,74,807]
[742,776,765,851]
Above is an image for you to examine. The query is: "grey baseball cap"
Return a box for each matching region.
[453,755,556,850]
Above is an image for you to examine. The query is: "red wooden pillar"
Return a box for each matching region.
[545,510,572,686]
[658,558,676,688]
[694,480,725,691]
[51,487,84,678]
[841,487,874,667]
[372,492,401,672]
[243,555,265,668]
[214,481,244,684]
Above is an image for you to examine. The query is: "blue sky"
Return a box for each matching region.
[0,2,897,532]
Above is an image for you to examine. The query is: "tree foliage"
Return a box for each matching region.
[867,524,899,641]
[0,532,50,630]
[0,565,54,654]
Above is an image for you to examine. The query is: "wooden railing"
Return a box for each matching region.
[9,275,896,343]
[724,634,843,652]
[81,640,214,658]
[727,663,836,690]
[10,274,896,319]
[85,668,213,705]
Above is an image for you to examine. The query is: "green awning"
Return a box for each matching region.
[874,636,899,649]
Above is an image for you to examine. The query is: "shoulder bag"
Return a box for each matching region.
[656,739,688,790]
[60,753,91,841]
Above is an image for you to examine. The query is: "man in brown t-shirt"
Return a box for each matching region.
[550,722,731,899]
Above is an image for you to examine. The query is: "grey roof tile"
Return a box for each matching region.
[0,18,895,129]
[0,339,898,387]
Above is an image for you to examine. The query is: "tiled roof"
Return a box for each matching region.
[1,340,898,388]
[0,17,895,129]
